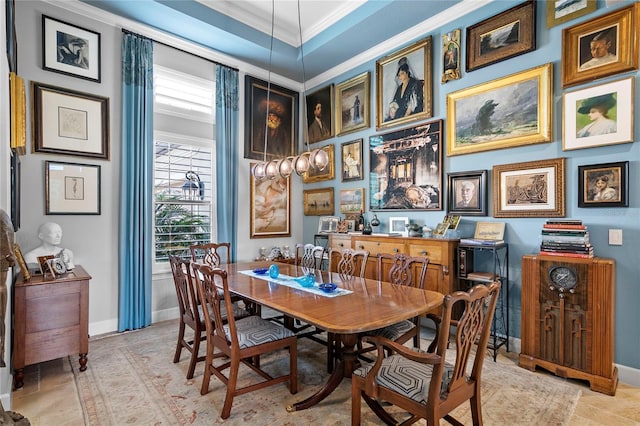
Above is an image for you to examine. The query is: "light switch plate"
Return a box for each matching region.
[608,229,623,245]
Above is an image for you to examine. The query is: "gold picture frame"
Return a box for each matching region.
[249,164,291,238]
[302,144,335,183]
[339,188,365,214]
[303,188,335,216]
[376,37,432,130]
[546,0,597,29]
[561,3,639,88]
[446,63,552,156]
[492,157,566,218]
[305,84,334,144]
[335,72,370,136]
[13,244,30,281]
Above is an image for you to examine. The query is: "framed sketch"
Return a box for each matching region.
[474,222,506,240]
[42,15,101,82]
[546,0,597,28]
[45,160,101,215]
[447,170,488,216]
[335,72,370,135]
[563,77,633,151]
[389,217,409,237]
[250,165,291,238]
[466,1,536,72]
[302,144,335,183]
[305,84,334,143]
[341,139,363,182]
[562,3,639,87]
[376,37,432,130]
[244,75,298,161]
[370,120,443,211]
[317,216,340,233]
[492,158,566,218]
[578,161,628,208]
[442,29,462,83]
[303,188,334,216]
[339,188,365,214]
[447,63,552,156]
[32,82,109,159]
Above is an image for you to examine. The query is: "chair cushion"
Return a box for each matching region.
[354,354,454,402]
[224,316,296,349]
[197,302,249,323]
[367,320,415,340]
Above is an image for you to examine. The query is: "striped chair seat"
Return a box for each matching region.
[354,354,454,402]
[224,315,296,348]
[367,320,414,341]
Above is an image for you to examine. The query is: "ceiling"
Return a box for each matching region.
[79,0,492,82]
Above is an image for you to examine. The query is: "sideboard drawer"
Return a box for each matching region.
[354,240,403,255]
[408,243,443,264]
[329,235,351,250]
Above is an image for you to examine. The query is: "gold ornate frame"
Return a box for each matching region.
[249,164,291,238]
[302,144,335,183]
[546,0,596,29]
[335,72,370,136]
[303,188,334,216]
[305,84,334,144]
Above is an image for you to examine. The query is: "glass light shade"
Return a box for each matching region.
[309,148,329,171]
[252,162,267,180]
[265,160,279,179]
[293,153,311,175]
[277,157,294,178]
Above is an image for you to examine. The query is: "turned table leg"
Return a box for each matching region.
[79,353,88,372]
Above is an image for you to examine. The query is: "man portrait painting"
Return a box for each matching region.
[578,27,617,71]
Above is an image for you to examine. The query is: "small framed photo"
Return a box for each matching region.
[303,188,334,216]
[32,82,110,159]
[339,188,365,214]
[335,72,370,136]
[562,3,639,87]
[432,222,450,238]
[45,160,101,215]
[447,170,488,216]
[466,1,536,72]
[546,0,597,29]
[344,219,356,232]
[563,77,633,151]
[305,84,334,144]
[389,217,409,237]
[42,15,101,82]
[302,144,335,183]
[578,161,628,208]
[441,29,462,83]
[249,165,291,238]
[318,216,340,233]
[443,214,461,230]
[341,139,363,182]
[492,158,566,218]
[376,37,432,130]
[13,244,31,281]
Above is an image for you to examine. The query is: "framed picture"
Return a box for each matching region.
[376,37,432,130]
[303,187,335,216]
[563,77,633,150]
[389,217,409,237]
[249,164,291,238]
[546,0,597,28]
[562,3,639,87]
[305,84,334,143]
[302,144,335,183]
[45,160,101,215]
[344,219,356,232]
[433,222,450,237]
[317,216,340,233]
[441,29,462,83]
[32,82,110,159]
[341,139,363,182]
[339,188,365,214]
[244,75,299,161]
[13,244,31,281]
[578,161,628,208]
[466,1,536,72]
[447,170,488,216]
[335,72,370,135]
[492,157,566,218]
[447,63,552,156]
[474,222,506,240]
[42,15,101,82]
[443,214,461,230]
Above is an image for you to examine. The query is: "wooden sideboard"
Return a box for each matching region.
[13,265,91,389]
[519,255,618,395]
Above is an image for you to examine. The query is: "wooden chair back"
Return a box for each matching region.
[294,243,325,270]
[190,242,231,267]
[377,253,429,288]
[328,248,369,279]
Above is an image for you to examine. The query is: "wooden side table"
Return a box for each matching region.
[12,265,91,389]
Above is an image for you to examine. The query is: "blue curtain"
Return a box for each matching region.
[118,32,153,331]
[215,65,239,261]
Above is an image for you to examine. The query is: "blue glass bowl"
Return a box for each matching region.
[253,268,268,275]
[268,264,280,278]
[318,283,337,293]
[294,274,315,288]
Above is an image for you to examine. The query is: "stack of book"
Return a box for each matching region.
[540,219,593,258]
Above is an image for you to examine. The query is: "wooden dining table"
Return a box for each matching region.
[219,261,444,412]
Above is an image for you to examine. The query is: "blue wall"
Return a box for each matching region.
[303,1,640,370]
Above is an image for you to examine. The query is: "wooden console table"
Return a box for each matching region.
[13,265,91,389]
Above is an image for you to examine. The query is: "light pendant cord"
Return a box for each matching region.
[262,0,276,163]
[297,0,309,153]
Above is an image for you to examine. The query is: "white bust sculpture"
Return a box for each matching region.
[24,222,75,270]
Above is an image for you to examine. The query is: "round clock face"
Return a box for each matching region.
[49,258,67,275]
[548,266,578,290]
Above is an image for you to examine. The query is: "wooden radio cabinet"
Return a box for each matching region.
[519,255,618,395]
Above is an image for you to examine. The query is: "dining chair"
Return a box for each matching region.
[351,281,501,426]
[190,242,230,267]
[294,243,325,270]
[192,263,298,419]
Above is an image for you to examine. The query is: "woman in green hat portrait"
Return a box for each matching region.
[576,93,616,138]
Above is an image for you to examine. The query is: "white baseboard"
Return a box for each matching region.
[88,308,179,337]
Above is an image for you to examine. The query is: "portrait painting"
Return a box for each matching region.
[442,29,462,83]
[376,37,432,130]
[244,75,298,161]
[305,84,334,144]
[250,164,291,238]
[578,161,628,208]
[447,170,488,216]
[369,119,442,211]
[341,139,363,182]
[578,25,618,72]
[546,0,597,28]
[339,188,365,214]
[336,72,370,136]
[562,77,633,150]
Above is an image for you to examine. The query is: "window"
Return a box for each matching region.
[153,64,216,265]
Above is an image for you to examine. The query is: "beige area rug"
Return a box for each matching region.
[71,319,581,425]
